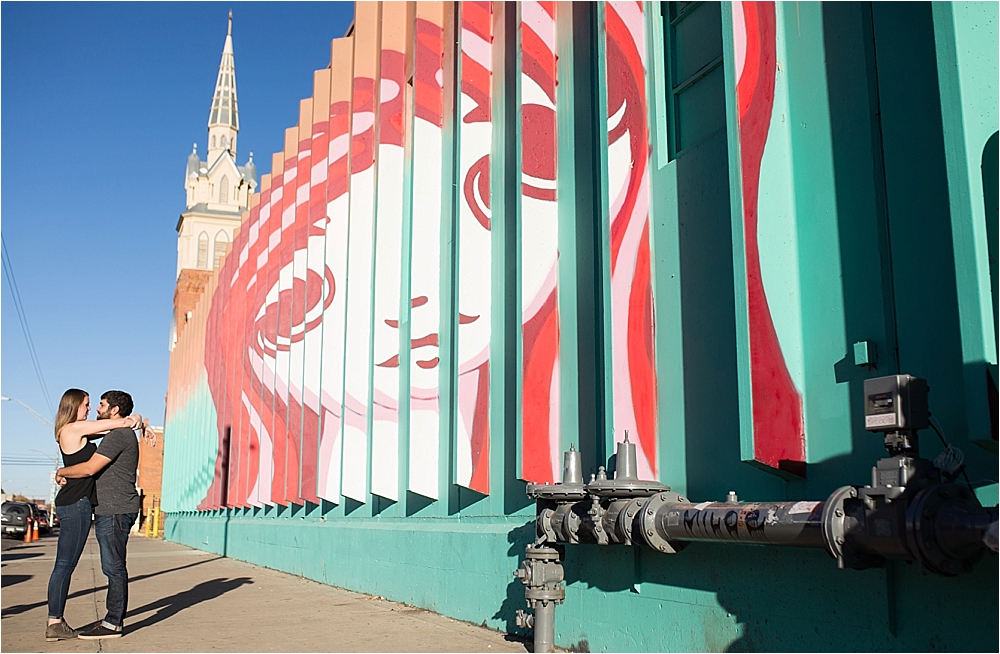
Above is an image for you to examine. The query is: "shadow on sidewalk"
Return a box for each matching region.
[2,543,45,551]
[1,552,44,562]
[1,556,223,618]
[2,575,33,589]
[125,577,253,632]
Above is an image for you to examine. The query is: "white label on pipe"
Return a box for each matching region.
[788,501,820,515]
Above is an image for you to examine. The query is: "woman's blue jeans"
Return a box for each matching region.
[46,496,93,620]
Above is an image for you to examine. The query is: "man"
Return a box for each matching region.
[57,390,150,639]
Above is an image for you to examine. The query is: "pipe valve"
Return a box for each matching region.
[513,544,564,653]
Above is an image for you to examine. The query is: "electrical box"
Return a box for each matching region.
[863,375,929,431]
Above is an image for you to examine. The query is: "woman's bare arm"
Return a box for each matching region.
[59,415,140,441]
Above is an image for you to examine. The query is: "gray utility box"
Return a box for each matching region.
[863,374,929,432]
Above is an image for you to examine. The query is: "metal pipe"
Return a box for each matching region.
[514,545,565,653]
[648,498,826,549]
[533,600,556,653]
[933,501,997,559]
[514,378,997,651]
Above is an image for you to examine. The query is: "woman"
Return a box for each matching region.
[45,388,142,642]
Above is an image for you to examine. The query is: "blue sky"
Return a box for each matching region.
[1,1,355,498]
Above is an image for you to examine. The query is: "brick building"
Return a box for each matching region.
[137,425,164,522]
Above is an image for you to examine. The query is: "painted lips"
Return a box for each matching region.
[376,333,441,369]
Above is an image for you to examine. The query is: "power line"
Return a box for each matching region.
[0,454,54,464]
[1,234,53,412]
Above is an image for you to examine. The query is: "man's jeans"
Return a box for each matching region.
[94,513,137,628]
[47,496,93,620]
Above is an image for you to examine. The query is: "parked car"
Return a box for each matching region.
[1,501,35,538]
[37,511,51,535]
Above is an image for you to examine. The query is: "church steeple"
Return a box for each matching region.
[207,11,239,162]
[174,8,255,298]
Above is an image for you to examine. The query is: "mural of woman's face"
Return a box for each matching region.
[519,62,559,313]
[254,219,332,406]
[407,244,442,392]
[455,77,494,373]
[605,43,639,234]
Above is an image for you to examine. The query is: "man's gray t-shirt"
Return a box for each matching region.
[94,427,140,516]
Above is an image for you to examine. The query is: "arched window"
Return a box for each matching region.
[211,135,217,149]
[221,135,229,149]
[219,176,229,204]
[197,232,209,268]
[213,230,230,269]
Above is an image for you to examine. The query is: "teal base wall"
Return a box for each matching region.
[166,511,998,652]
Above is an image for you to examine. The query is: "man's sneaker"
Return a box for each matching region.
[77,622,123,640]
[45,620,78,642]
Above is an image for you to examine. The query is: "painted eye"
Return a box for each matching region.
[463,155,491,230]
[253,267,334,357]
[521,104,556,202]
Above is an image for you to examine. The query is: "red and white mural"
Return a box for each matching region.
[730,1,805,474]
[605,1,658,480]
[371,4,408,501]
[456,1,494,495]
[317,37,355,503]
[519,0,561,483]
[408,2,446,500]
[176,1,679,512]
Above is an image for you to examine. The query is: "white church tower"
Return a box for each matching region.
[171,12,257,350]
[175,11,257,278]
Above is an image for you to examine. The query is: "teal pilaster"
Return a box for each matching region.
[488,0,523,511]
[719,1,755,466]
[643,1,687,492]
[931,1,999,451]
[440,1,461,510]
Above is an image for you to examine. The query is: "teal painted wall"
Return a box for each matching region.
[164,3,998,651]
[165,509,997,652]
[162,375,218,512]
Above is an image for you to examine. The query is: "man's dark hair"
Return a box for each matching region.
[101,390,133,417]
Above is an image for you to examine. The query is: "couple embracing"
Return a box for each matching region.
[45,388,155,642]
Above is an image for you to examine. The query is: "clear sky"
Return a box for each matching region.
[1,1,355,498]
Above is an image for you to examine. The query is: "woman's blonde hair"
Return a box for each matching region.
[54,388,88,442]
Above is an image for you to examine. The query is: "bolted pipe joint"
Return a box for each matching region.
[513,544,565,653]
[906,483,996,575]
[822,478,997,575]
[637,492,692,553]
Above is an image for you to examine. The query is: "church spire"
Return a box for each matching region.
[207,10,239,162]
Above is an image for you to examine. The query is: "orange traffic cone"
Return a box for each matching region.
[32,519,40,541]
[23,522,31,543]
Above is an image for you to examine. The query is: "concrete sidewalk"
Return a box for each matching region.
[1,531,531,652]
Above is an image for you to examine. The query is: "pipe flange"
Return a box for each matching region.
[524,544,561,562]
[820,486,857,566]
[525,586,566,604]
[537,508,557,543]
[906,483,984,576]
[586,479,671,499]
[527,482,588,501]
[639,491,688,553]
[617,497,647,545]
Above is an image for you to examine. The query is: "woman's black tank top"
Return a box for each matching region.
[54,441,97,507]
